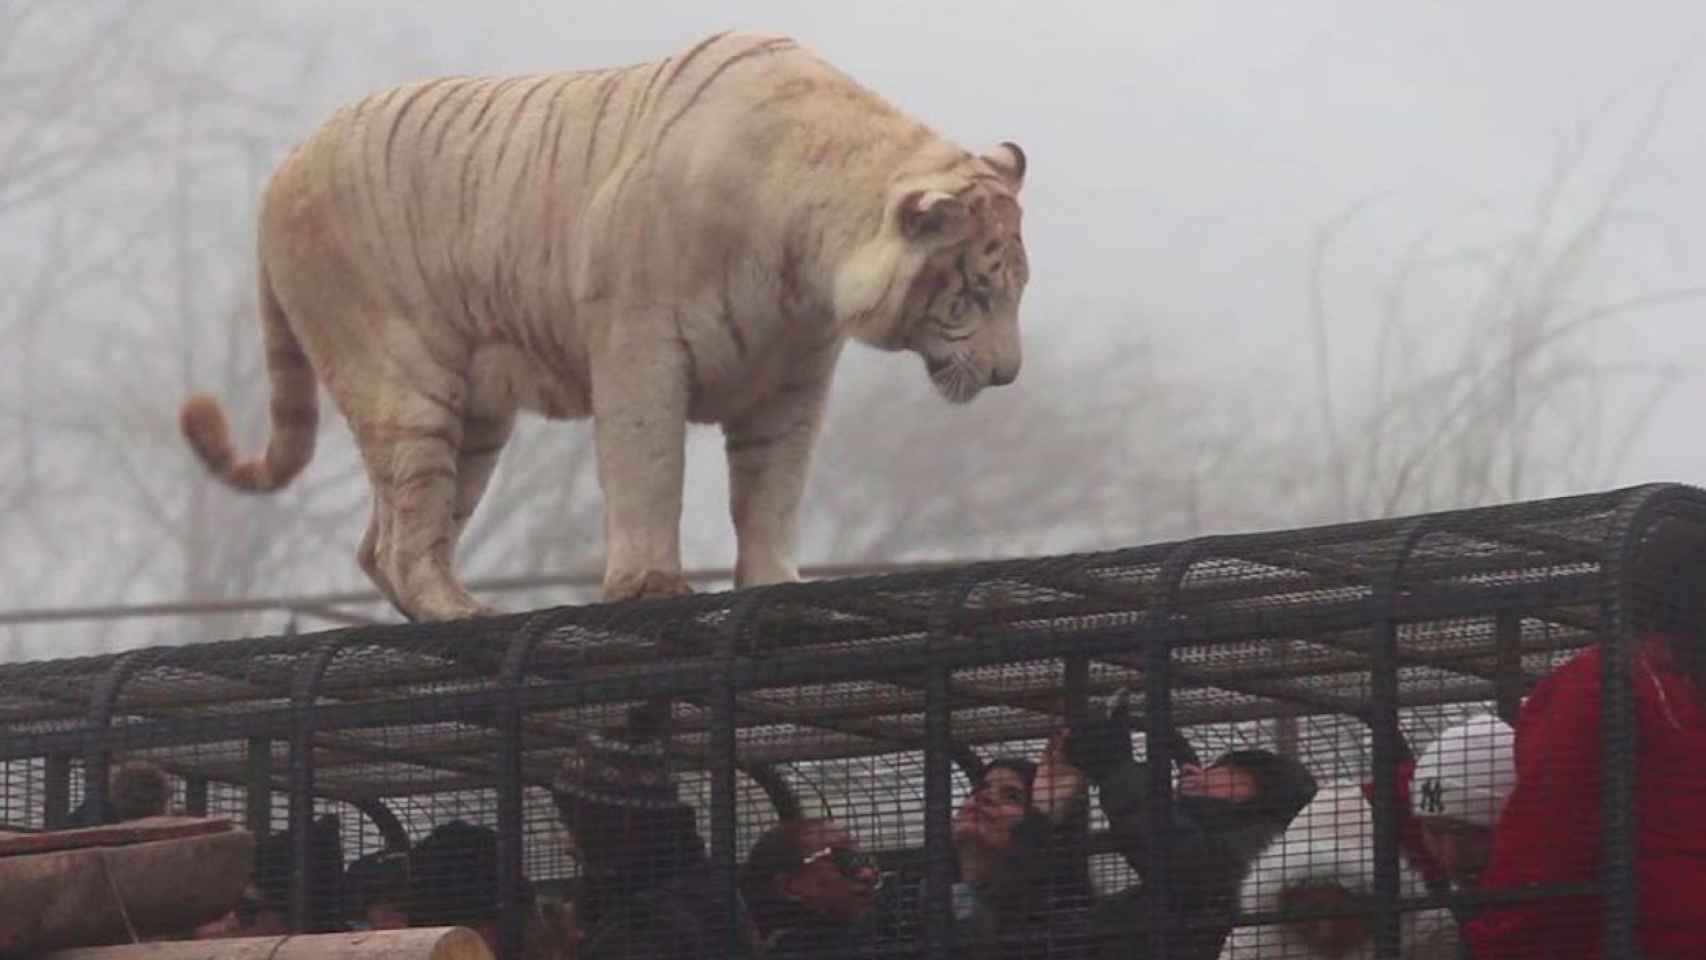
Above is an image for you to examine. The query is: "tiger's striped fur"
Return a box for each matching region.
[179,30,1031,621]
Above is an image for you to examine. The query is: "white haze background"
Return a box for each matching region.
[5,0,1706,657]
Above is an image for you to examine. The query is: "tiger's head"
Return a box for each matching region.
[835,141,1029,404]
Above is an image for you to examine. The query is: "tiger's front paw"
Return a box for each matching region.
[603,569,695,603]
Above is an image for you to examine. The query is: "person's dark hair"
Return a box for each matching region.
[253,814,346,932]
[739,821,820,900]
[249,833,290,921]
[410,819,531,927]
[1213,749,1318,825]
[979,757,1038,798]
[1631,521,1706,692]
[346,848,411,918]
[1674,632,1706,694]
[739,819,835,931]
[964,755,1093,929]
[108,760,171,822]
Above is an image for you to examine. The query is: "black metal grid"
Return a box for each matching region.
[3,481,1701,958]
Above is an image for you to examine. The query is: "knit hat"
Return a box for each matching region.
[553,713,683,812]
[1411,714,1517,828]
[553,705,707,878]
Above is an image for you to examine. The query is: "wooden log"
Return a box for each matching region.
[0,828,254,955]
[0,818,233,859]
[40,928,497,960]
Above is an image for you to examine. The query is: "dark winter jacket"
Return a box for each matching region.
[881,811,1093,960]
[748,903,890,960]
[1088,759,1302,960]
[565,799,755,960]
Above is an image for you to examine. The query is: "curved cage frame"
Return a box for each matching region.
[5,481,1703,958]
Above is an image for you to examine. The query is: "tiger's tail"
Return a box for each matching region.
[179,261,319,493]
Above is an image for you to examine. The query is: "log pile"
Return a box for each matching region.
[0,816,254,956]
[39,928,495,960]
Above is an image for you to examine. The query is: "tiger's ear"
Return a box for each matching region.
[898,189,969,243]
[982,141,1026,192]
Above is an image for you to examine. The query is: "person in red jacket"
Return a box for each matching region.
[1467,605,1706,955]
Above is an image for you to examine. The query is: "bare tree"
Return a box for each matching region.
[0,2,167,214]
[0,0,250,650]
[0,1,158,514]
[0,3,624,651]
[0,9,382,655]
[1292,90,1701,525]
[780,81,1705,569]
[440,417,608,612]
[790,331,1264,565]
[0,4,618,652]
[5,19,1699,660]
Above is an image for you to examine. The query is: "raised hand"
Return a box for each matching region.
[1063,688,1136,782]
[1031,730,1088,822]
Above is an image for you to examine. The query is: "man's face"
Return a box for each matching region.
[1418,817,1493,887]
[781,823,881,924]
[1177,762,1260,802]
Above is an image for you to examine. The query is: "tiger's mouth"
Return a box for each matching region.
[925,353,983,404]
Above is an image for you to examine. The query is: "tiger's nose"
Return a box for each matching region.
[990,363,1019,386]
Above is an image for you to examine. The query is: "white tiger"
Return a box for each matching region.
[177,30,1031,621]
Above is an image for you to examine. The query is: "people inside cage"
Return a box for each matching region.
[406,819,516,953]
[190,882,288,939]
[937,734,1098,958]
[181,815,581,959]
[399,818,583,960]
[1466,533,1706,960]
[737,818,887,955]
[1061,691,1318,960]
[346,848,413,930]
[550,702,1102,959]
[1214,713,1517,960]
[121,612,1706,960]
[65,758,172,827]
[552,702,738,960]
[190,812,346,938]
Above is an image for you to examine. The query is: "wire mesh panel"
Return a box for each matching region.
[0,758,51,831]
[1,483,1703,958]
[1449,501,1706,960]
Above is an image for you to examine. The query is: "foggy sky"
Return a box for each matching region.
[11,0,1706,649]
[296,0,1706,484]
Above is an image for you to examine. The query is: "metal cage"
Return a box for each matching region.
[6,481,1704,959]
